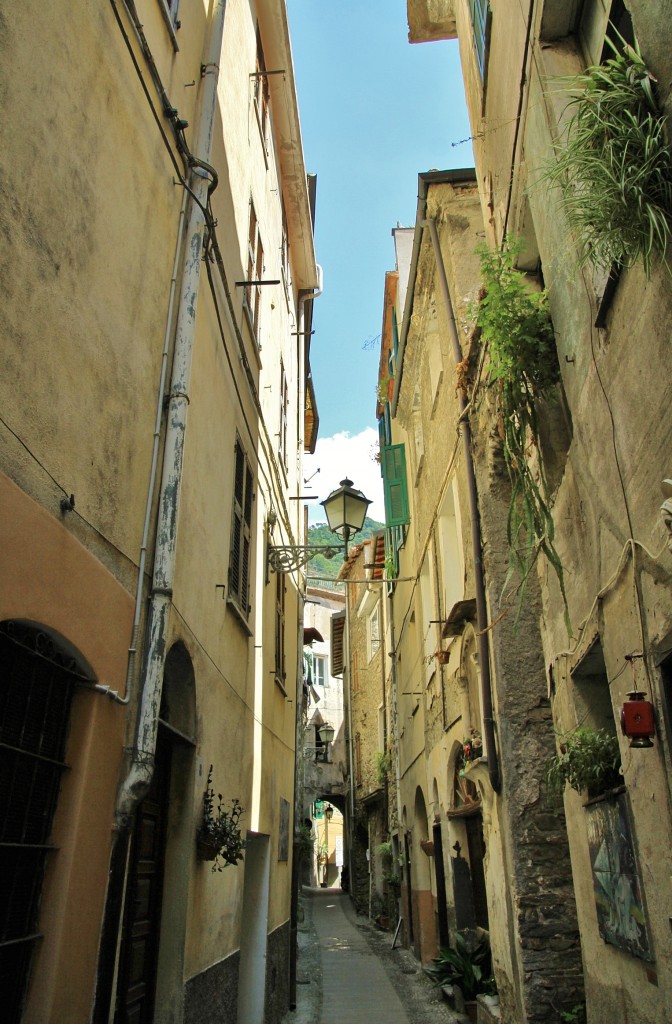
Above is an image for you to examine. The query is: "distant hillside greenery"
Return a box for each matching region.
[306,517,385,580]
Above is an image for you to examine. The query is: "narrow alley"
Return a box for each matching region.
[284,888,461,1024]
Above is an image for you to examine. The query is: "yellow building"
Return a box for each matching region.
[0,1,319,1021]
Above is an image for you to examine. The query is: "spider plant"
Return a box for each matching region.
[547,34,672,277]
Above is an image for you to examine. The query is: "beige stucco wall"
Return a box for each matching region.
[1,0,314,1018]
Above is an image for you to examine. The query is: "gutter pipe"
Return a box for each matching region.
[396,171,501,793]
[116,0,227,825]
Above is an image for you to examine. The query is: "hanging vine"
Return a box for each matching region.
[475,238,570,632]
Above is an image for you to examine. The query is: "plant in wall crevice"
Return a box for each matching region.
[546,34,672,278]
[474,238,570,632]
[547,727,623,800]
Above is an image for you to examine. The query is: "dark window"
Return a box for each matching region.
[0,621,82,1021]
[229,438,254,617]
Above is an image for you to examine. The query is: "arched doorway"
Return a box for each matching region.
[115,641,196,1023]
[0,619,94,1022]
[446,743,489,932]
[412,787,437,962]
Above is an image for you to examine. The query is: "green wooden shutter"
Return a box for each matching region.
[381,444,410,526]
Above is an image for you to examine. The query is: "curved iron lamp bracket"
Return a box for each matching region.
[267,544,340,574]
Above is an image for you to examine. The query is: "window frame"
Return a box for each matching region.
[253,28,271,159]
[279,358,289,471]
[244,199,264,344]
[368,604,381,663]
[274,572,286,686]
[228,436,254,621]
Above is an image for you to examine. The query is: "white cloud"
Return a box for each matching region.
[303,428,384,526]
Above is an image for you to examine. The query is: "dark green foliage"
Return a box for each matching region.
[198,765,246,872]
[476,239,569,633]
[547,36,672,276]
[424,932,495,1001]
[547,727,622,799]
[305,517,385,580]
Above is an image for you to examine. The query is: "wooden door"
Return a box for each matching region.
[116,735,171,1024]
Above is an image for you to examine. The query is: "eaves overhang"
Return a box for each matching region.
[257,0,318,290]
[407,0,457,42]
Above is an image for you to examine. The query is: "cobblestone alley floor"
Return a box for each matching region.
[282,887,462,1024]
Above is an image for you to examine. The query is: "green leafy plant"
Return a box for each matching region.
[297,824,315,860]
[316,841,329,863]
[197,766,246,872]
[377,839,393,861]
[547,35,672,277]
[424,932,495,1001]
[560,1004,586,1024]
[375,750,393,785]
[547,727,622,799]
[475,238,569,631]
[383,870,401,892]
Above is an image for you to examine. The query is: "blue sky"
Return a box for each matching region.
[286,1,473,522]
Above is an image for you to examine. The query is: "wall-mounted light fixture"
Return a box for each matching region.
[621,690,656,748]
[267,478,371,573]
[303,722,336,761]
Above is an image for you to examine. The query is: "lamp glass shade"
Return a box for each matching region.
[321,478,371,538]
[325,805,334,820]
[320,723,335,744]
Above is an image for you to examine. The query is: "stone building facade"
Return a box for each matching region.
[360,3,672,1022]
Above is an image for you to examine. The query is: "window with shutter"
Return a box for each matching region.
[245,200,264,342]
[275,573,286,684]
[381,444,410,526]
[228,438,253,618]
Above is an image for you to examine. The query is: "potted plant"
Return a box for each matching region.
[197,765,246,872]
[463,733,483,762]
[547,36,672,278]
[547,727,622,799]
[424,932,495,1022]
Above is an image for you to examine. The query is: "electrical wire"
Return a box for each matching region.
[170,600,296,754]
[0,413,141,570]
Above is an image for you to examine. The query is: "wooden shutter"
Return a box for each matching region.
[229,440,253,615]
[381,444,410,526]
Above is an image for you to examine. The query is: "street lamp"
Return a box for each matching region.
[320,479,372,559]
[323,804,334,886]
[303,722,336,761]
[267,478,371,573]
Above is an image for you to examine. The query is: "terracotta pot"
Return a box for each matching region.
[196,835,219,861]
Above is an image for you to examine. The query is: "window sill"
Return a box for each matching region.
[274,674,288,696]
[227,596,253,636]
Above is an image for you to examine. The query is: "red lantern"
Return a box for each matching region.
[620,691,655,748]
